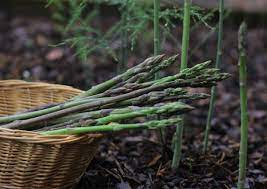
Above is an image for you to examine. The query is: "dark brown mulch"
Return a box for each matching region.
[0,9,266,189]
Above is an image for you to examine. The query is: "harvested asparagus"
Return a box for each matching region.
[0,55,229,133]
[37,92,209,131]
[1,70,229,130]
[76,54,165,98]
[40,118,182,135]
[116,90,209,107]
[37,102,193,131]
[0,55,173,123]
[97,68,228,97]
[37,91,209,131]
[114,55,178,87]
[43,89,190,125]
[0,60,225,124]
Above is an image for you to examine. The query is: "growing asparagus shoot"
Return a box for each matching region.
[172,0,191,169]
[118,0,129,74]
[203,0,224,153]
[237,21,249,189]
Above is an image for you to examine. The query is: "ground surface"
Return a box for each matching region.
[0,9,266,189]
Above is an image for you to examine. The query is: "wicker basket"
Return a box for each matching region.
[0,80,102,189]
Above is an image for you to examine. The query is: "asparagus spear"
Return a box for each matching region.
[237,21,249,189]
[85,60,214,97]
[134,55,178,83]
[37,102,193,131]
[0,55,229,129]
[97,102,193,124]
[0,55,171,123]
[114,55,179,87]
[1,70,229,130]
[116,90,209,107]
[17,55,168,113]
[110,70,224,94]
[40,118,182,135]
[0,96,97,124]
[38,92,209,131]
[0,82,203,125]
[39,90,208,130]
[105,70,229,96]
[76,54,165,98]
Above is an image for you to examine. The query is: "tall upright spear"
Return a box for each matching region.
[237,21,249,189]
[172,0,191,169]
[203,0,224,153]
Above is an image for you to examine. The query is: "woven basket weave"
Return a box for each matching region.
[0,80,102,189]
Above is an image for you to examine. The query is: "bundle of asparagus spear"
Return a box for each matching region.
[0,55,229,135]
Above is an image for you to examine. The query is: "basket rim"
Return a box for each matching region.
[0,128,103,144]
[0,80,102,144]
[0,79,82,93]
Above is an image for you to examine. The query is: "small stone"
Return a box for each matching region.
[46,48,63,61]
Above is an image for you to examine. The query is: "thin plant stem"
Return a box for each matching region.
[118,0,129,74]
[153,0,160,80]
[153,0,165,144]
[190,10,230,58]
[180,0,191,70]
[154,0,160,58]
[172,0,191,169]
[237,21,249,189]
[203,0,224,153]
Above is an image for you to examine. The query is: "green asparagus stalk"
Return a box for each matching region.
[72,55,179,98]
[134,55,178,83]
[113,55,178,88]
[172,0,191,169]
[37,91,209,130]
[88,91,209,113]
[37,102,193,131]
[0,55,169,123]
[93,102,193,124]
[76,54,165,98]
[0,70,229,130]
[0,60,222,125]
[0,97,94,124]
[105,63,226,96]
[117,89,209,107]
[40,118,182,135]
[0,55,229,129]
[153,0,165,145]
[0,71,225,126]
[153,0,160,58]
[237,21,249,189]
[118,0,129,74]
[180,0,191,71]
[147,60,212,86]
[47,89,189,124]
[203,0,224,153]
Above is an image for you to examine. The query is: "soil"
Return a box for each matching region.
[0,8,266,189]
